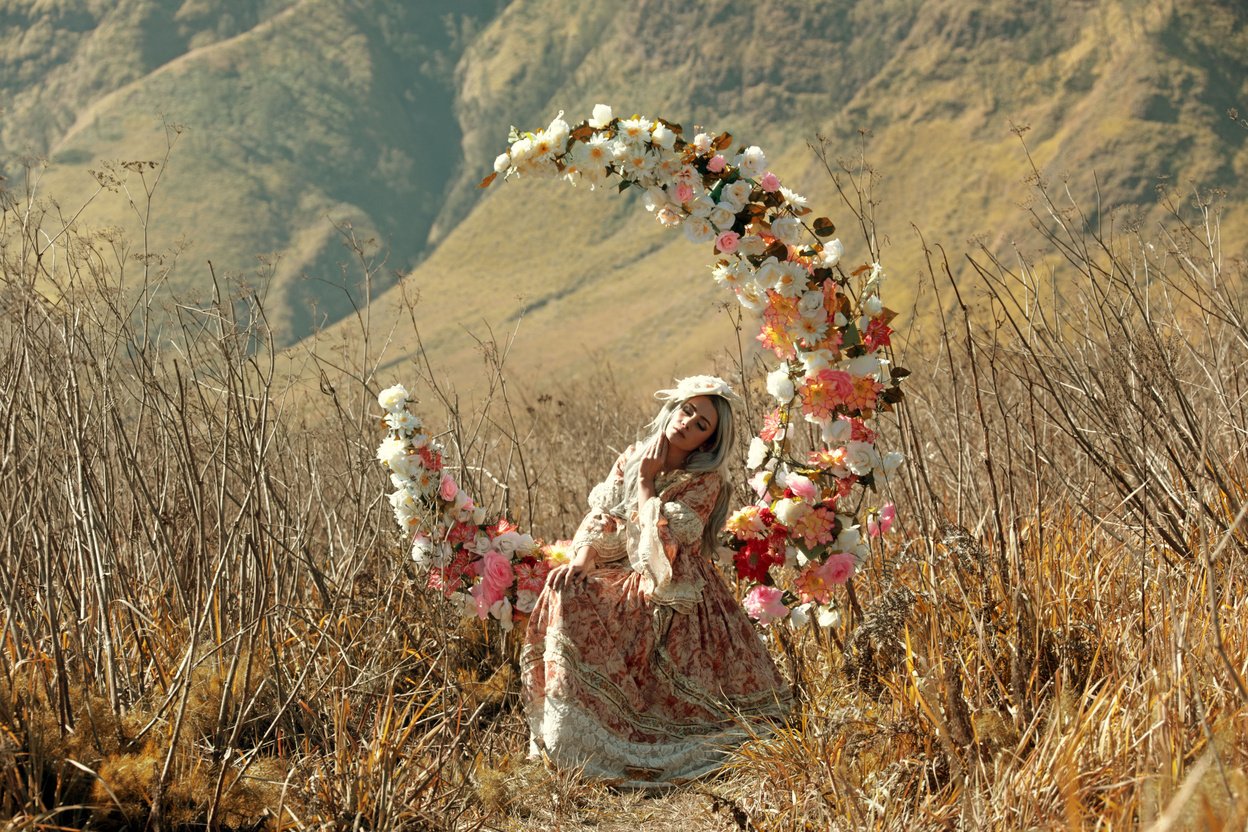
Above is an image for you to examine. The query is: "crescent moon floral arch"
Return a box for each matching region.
[375,104,905,632]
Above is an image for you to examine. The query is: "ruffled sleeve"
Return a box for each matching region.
[570,449,631,564]
[627,470,722,613]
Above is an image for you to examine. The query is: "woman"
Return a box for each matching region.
[521,375,790,788]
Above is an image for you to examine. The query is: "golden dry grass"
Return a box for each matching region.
[2,125,1247,831]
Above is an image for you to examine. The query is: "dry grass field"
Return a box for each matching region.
[2,136,1247,830]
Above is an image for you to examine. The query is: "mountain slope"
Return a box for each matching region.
[5,0,1245,394]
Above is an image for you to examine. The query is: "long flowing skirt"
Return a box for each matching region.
[520,558,790,788]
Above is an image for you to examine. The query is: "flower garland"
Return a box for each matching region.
[486,105,904,627]
[376,384,568,630]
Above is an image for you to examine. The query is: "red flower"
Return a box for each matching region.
[733,538,785,583]
[864,318,893,350]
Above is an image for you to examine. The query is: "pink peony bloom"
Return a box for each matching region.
[868,503,897,537]
[821,552,857,585]
[439,474,458,501]
[743,585,789,625]
[787,473,818,502]
[675,182,694,203]
[715,230,740,254]
[760,171,781,192]
[707,154,727,173]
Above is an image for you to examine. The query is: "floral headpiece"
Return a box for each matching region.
[654,375,742,406]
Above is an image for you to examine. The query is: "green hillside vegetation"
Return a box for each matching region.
[3,0,1246,393]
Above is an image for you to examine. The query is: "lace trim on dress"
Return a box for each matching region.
[528,695,751,788]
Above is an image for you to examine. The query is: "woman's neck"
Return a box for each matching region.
[664,445,689,472]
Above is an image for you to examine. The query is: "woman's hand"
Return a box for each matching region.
[548,545,597,591]
[637,433,666,503]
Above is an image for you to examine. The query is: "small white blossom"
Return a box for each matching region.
[691,132,713,153]
[377,384,410,412]
[863,294,884,316]
[746,436,769,469]
[766,366,795,403]
[651,122,675,149]
[588,103,613,129]
[736,145,767,178]
[780,186,808,209]
[821,238,844,267]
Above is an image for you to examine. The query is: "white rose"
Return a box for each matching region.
[683,216,716,244]
[736,145,767,179]
[798,290,825,319]
[377,384,410,412]
[588,103,613,129]
[863,294,884,316]
[688,195,716,218]
[881,451,905,474]
[771,216,802,245]
[823,417,853,444]
[844,441,879,476]
[766,367,795,403]
[472,506,488,525]
[709,204,736,231]
[514,589,539,614]
[493,153,511,174]
[846,354,880,378]
[737,234,767,256]
[772,497,811,527]
[723,180,754,209]
[651,122,675,149]
[746,436,769,469]
[821,238,844,267]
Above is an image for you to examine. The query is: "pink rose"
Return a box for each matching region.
[707,154,726,173]
[760,171,781,192]
[821,552,857,585]
[787,473,817,502]
[715,230,740,254]
[478,550,514,596]
[439,474,458,501]
[743,585,789,625]
[675,182,694,203]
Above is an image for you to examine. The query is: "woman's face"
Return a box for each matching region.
[665,395,719,454]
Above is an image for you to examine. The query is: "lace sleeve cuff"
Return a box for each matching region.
[661,500,704,546]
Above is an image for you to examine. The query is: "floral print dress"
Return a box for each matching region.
[521,454,791,788]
